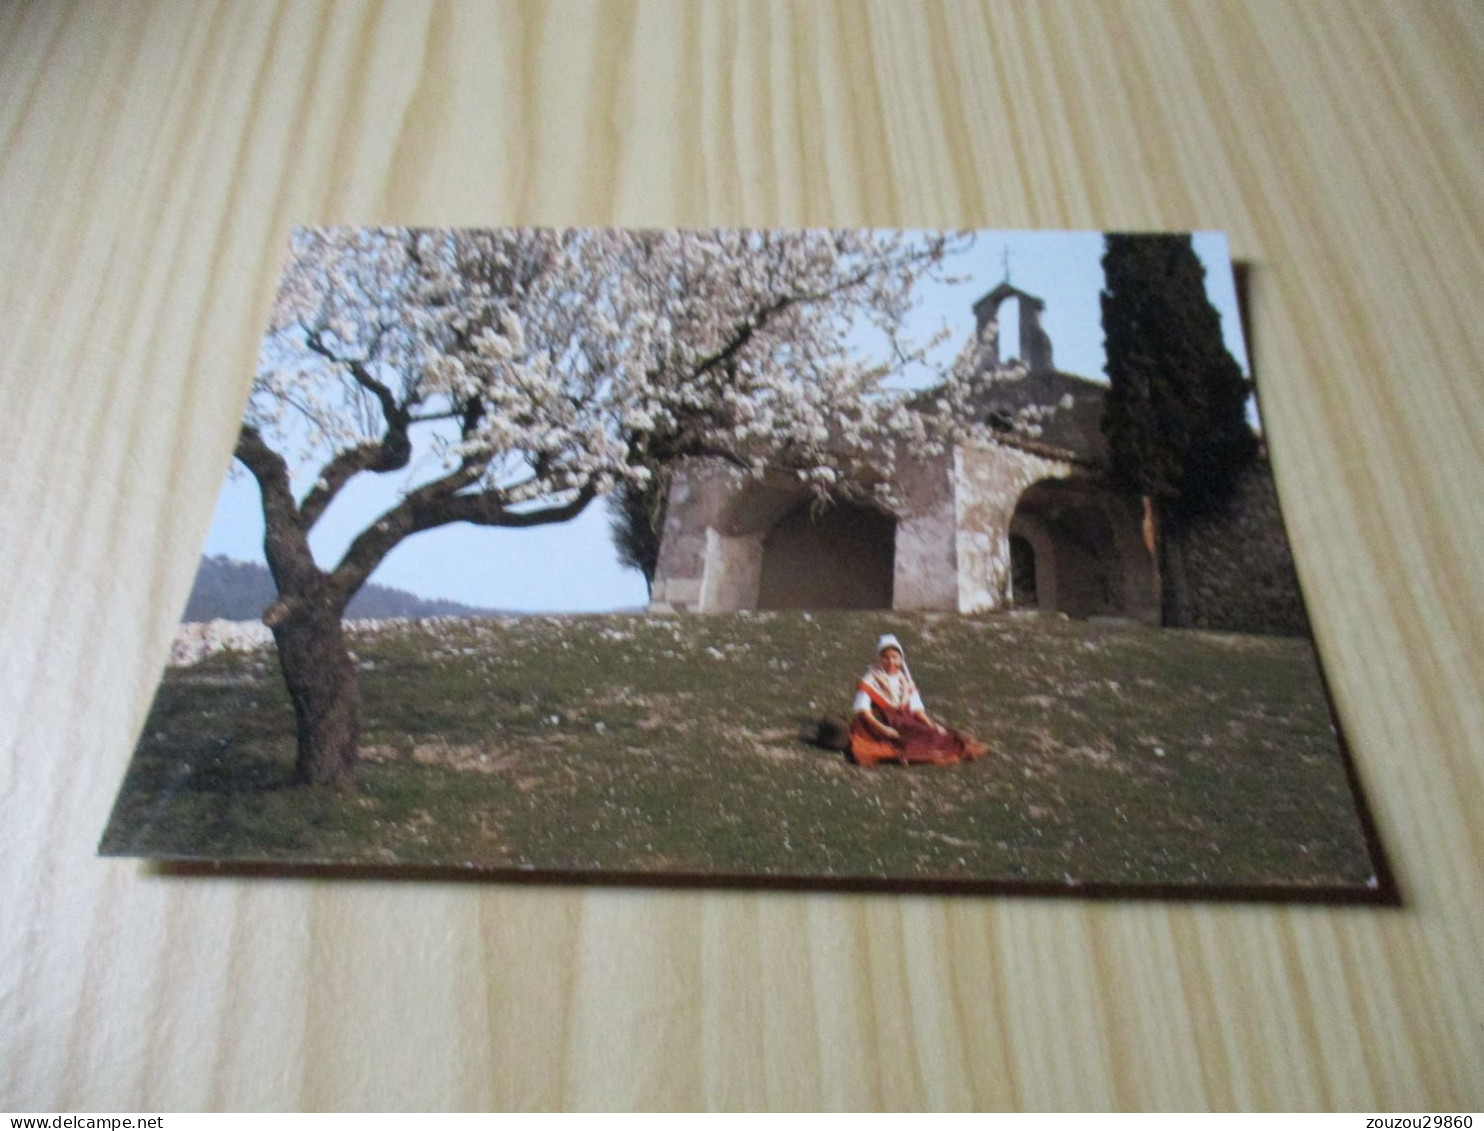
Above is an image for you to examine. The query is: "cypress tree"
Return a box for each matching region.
[608,472,670,595]
[1100,233,1257,527]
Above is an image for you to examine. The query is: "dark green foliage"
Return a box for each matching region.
[607,472,671,592]
[1100,234,1258,525]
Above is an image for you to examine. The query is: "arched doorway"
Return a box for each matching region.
[1008,478,1157,622]
[1009,534,1038,608]
[756,498,896,610]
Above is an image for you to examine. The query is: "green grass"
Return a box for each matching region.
[101,612,1379,891]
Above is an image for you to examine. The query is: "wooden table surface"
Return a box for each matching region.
[2,0,1481,1112]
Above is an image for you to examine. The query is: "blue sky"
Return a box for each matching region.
[202,231,1249,613]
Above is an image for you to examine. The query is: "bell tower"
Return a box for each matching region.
[971,281,1055,376]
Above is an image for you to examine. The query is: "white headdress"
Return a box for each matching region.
[859,632,919,711]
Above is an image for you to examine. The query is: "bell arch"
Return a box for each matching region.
[971,282,1055,375]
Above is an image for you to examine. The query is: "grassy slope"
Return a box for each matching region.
[102,612,1378,891]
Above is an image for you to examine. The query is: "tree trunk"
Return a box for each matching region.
[270,606,361,785]
[1140,494,1162,615]
[1159,513,1193,629]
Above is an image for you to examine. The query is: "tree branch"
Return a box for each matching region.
[690,293,794,381]
[435,486,596,529]
[325,477,597,607]
[303,326,403,426]
[234,424,322,602]
[234,424,298,523]
[299,424,414,529]
[687,248,931,383]
[292,326,420,528]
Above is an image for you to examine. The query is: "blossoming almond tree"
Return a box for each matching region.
[236,226,965,784]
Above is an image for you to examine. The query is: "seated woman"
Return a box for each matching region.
[849,634,987,767]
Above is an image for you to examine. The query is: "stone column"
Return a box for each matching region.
[891,455,958,611]
[697,529,764,612]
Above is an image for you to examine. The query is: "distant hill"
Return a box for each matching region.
[182,555,509,622]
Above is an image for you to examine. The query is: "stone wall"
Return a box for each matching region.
[698,529,764,612]
[650,440,1103,617]
[891,455,958,610]
[169,619,274,665]
[954,440,1077,612]
[755,501,895,609]
[962,368,1110,460]
[1168,461,1312,637]
[653,453,970,614]
[649,462,741,611]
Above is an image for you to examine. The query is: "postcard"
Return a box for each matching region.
[101,227,1390,900]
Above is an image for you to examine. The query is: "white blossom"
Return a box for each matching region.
[251,226,971,539]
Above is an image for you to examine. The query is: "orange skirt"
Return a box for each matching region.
[849,705,986,767]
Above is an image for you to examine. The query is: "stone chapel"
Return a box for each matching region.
[646,282,1163,623]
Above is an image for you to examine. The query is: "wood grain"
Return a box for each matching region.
[2,0,1481,1111]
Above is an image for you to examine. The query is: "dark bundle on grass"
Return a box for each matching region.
[813,715,852,752]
